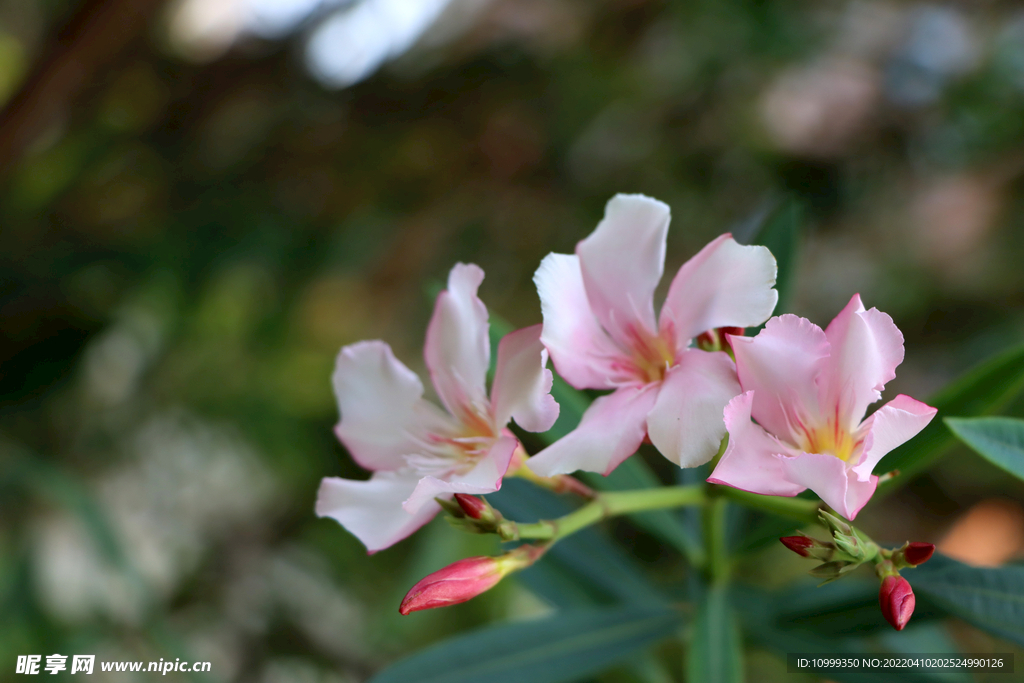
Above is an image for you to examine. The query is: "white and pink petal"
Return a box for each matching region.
[822,295,906,431]
[534,252,626,390]
[708,391,806,496]
[526,385,658,477]
[646,350,741,468]
[491,324,560,433]
[731,315,831,441]
[424,263,491,420]
[851,394,937,480]
[776,451,878,520]
[316,471,439,554]
[576,194,669,344]
[659,234,778,345]
[333,340,434,472]
[402,435,519,513]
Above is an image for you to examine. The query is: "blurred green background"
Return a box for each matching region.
[1,0,1024,681]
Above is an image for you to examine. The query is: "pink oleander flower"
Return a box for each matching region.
[316,263,559,553]
[527,194,778,476]
[879,575,916,631]
[708,295,938,519]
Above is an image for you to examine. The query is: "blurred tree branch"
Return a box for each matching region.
[0,0,165,178]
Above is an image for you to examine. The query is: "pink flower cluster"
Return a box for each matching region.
[317,193,936,552]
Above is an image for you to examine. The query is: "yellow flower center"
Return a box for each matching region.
[799,421,859,462]
[627,326,678,384]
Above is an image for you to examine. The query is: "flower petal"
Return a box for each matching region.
[708,391,805,496]
[403,435,519,513]
[316,471,439,553]
[334,340,439,471]
[526,385,658,476]
[822,294,905,430]
[730,314,831,442]
[659,234,778,344]
[491,324,560,432]
[534,252,626,389]
[424,263,491,419]
[852,394,937,480]
[646,350,741,467]
[577,194,669,344]
[777,451,878,519]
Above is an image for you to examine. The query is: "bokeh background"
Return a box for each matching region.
[2,0,1024,681]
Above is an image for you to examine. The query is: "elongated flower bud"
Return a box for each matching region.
[454,494,493,521]
[399,545,544,615]
[879,575,915,631]
[399,557,504,615]
[780,535,815,557]
[779,533,843,562]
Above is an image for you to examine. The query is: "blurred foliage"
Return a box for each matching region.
[1,0,1024,681]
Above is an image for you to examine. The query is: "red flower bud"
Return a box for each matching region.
[453,494,488,520]
[696,327,746,352]
[879,575,915,631]
[903,542,934,566]
[399,557,504,615]
[780,536,815,557]
[718,327,746,352]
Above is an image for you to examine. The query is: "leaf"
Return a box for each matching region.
[734,585,943,683]
[580,456,703,563]
[945,416,1024,481]
[910,553,1024,647]
[876,343,1024,496]
[369,604,683,683]
[687,584,744,683]
[745,198,803,314]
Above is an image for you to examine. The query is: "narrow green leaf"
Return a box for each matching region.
[745,198,803,314]
[734,585,946,683]
[580,457,704,563]
[370,604,683,683]
[687,584,744,683]
[911,553,1024,647]
[876,343,1024,496]
[945,416,1024,481]
[0,439,131,575]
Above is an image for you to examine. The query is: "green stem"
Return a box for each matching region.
[716,487,821,523]
[704,496,730,585]
[506,485,705,543]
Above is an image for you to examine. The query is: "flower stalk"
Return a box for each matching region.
[496,485,705,543]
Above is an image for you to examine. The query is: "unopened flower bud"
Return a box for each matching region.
[780,533,840,561]
[818,510,853,537]
[454,494,493,522]
[879,575,915,631]
[399,546,544,615]
[696,327,746,353]
[903,542,934,567]
[436,496,468,518]
[399,557,504,615]
[833,532,862,559]
[780,535,815,557]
